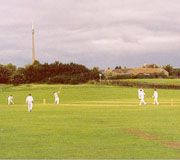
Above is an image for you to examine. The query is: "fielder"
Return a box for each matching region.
[138,88,144,99]
[26,94,34,112]
[152,89,159,105]
[8,95,14,105]
[54,91,60,104]
[139,89,146,105]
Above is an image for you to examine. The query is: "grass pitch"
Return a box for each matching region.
[120,78,180,85]
[0,84,180,159]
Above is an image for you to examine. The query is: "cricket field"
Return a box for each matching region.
[0,83,180,159]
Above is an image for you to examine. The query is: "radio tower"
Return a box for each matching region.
[32,22,35,64]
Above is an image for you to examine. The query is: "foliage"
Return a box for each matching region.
[10,68,26,85]
[162,64,180,78]
[109,72,168,79]
[0,61,100,85]
[0,62,180,85]
[115,66,122,69]
[0,64,16,83]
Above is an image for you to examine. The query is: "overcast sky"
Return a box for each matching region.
[0,0,180,69]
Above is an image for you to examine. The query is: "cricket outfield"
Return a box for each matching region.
[0,84,180,159]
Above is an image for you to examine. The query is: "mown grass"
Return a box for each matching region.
[0,84,180,159]
[1,83,180,104]
[120,79,180,85]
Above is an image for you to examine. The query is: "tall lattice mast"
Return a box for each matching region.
[32,22,35,64]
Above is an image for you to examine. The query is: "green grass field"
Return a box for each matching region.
[0,84,180,159]
[120,79,180,85]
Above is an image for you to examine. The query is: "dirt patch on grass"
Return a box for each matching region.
[122,128,180,149]
[122,128,161,140]
[93,121,180,150]
[93,119,108,125]
[163,141,180,149]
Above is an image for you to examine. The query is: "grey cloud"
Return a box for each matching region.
[0,0,180,68]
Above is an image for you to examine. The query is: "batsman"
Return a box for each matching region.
[54,88,61,104]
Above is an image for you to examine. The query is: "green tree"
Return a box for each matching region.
[10,69,26,85]
[0,64,13,83]
[163,64,174,76]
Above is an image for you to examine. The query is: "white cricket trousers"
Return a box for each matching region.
[55,98,59,104]
[139,98,146,105]
[28,103,33,112]
[153,97,159,105]
[8,100,14,105]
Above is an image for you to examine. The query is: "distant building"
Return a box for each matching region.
[141,64,158,68]
[103,66,169,78]
[124,68,169,76]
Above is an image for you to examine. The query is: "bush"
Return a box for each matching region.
[0,61,101,85]
[10,72,26,85]
[108,72,168,79]
[101,80,180,89]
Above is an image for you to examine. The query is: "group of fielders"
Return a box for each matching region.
[7,91,60,112]
[138,88,159,105]
[6,88,158,112]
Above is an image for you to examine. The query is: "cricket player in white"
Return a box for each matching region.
[26,94,34,112]
[54,91,60,104]
[152,89,159,105]
[139,89,146,105]
[8,95,14,105]
[138,88,144,99]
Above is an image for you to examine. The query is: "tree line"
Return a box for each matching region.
[0,61,100,85]
[163,64,180,77]
[0,62,179,85]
